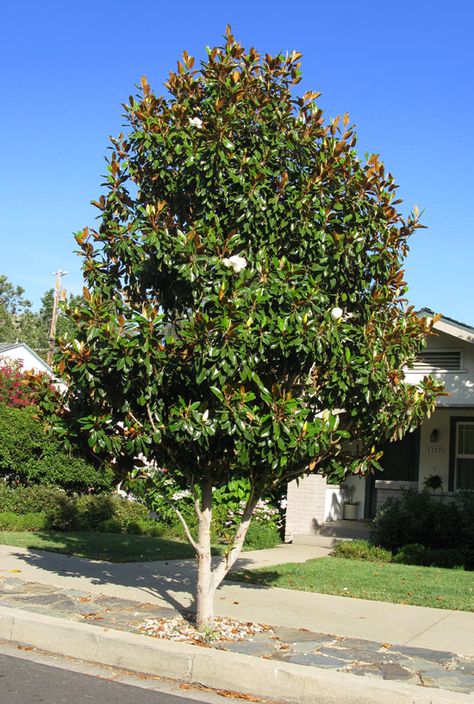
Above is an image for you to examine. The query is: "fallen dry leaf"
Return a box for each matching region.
[136,673,160,681]
[180,682,263,701]
[189,640,211,648]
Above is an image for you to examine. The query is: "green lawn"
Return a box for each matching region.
[229,557,474,612]
[0,531,200,562]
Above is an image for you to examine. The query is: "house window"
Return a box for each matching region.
[455,422,474,490]
[410,350,462,373]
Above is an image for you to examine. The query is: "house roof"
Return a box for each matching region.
[418,308,474,345]
[0,343,19,353]
[0,342,53,375]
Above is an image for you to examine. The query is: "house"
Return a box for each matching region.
[285,309,474,541]
[0,342,53,376]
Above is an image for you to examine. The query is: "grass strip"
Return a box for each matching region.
[229,557,474,612]
[0,530,200,562]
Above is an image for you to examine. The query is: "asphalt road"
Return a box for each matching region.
[0,653,211,704]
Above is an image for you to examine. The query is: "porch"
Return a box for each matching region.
[285,405,474,541]
[291,519,371,548]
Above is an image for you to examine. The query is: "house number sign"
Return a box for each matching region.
[427,445,444,455]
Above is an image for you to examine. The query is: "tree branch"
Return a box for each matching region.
[155,491,198,553]
[173,506,199,553]
[210,489,260,591]
[146,404,159,434]
[128,410,143,428]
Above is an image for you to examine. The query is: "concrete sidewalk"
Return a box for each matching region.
[0,543,472,656]
[0,543,473,702]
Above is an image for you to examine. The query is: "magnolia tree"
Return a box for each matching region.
[38,29,443,629]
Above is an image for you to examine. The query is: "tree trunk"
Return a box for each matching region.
[195,478,215,630]
[210,493,259,590]
[194,482,260,631]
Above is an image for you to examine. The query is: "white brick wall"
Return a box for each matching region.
[285,474,327,541]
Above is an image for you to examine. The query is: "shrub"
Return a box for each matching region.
[0,511,47,531]
[109,496,149,530]
[0,403,113,492]
[145,521,179,540]
[243,521,281,550]
[0,484,151,534]
[161,508,198,542]
[0,484,66,514]
[209,501,281,548]
[97,518,123,534]
[370,490,460,552]
[0,483,86,532]
[141,475,282,546]
[391,543,427,565]
[0,360,38,408]
[456,491,474,552]
[425,548,467,569]
[46,493,150,533]
[73,494,115,530]
[44,494,78,531]
[126,520,144,535]
[135,504,281,548]
[144,521,167,538]
[465,550,474,571]
[393,544,467,569]
[332,539,392,563]
[98,514,164,537]
[211,503,233,544]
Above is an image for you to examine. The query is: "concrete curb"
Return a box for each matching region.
[0,606,471,704]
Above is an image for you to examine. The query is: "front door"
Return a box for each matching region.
[364,429,420,518]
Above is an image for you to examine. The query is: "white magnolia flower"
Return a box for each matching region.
[172,490,192,501]
[189,116,203,128]
[330,306,343,321]
[202,409,209,421]
[222,255,247,273]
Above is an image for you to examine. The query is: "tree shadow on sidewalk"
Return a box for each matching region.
[9,543,267,620]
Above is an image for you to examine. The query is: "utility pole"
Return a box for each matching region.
[47,270,67,366]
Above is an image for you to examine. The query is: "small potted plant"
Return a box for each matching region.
[423,474,443,493]
[341,483,360,520]
[343,499,360,520]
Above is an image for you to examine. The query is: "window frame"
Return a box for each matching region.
[449,416,474,491]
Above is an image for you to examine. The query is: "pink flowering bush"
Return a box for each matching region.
[0,360,37,408]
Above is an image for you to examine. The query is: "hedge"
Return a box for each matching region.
[0,403,113,492]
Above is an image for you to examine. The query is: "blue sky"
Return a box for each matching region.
[1,0,473,322]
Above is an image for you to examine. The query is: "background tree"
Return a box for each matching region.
[0,275,40,348]
[37,29,443,629]
[0,276,82,359]
[36,289,82,357]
